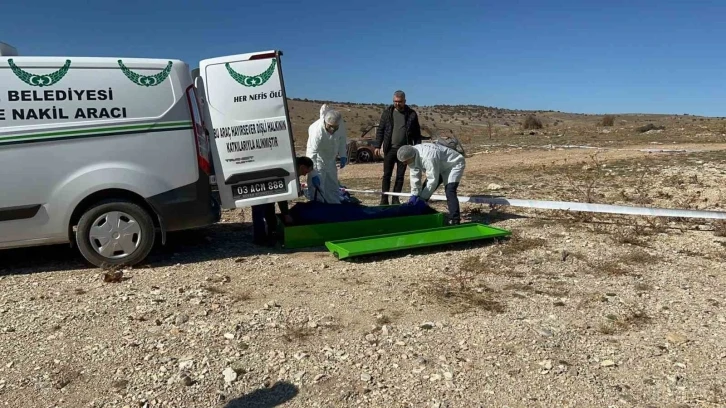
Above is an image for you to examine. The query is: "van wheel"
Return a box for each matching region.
[76,200,156,267]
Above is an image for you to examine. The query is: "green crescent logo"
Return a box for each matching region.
[225,59,276,87]
[118,60,173,87]
[8,59,71,87]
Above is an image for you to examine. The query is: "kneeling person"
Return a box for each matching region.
[252,157,315,246]
[397,143,466,225]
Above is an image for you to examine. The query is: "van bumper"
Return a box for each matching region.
[146,169,221,234]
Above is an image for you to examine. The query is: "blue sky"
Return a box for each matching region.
[4,0,725,116]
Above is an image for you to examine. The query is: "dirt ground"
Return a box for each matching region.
[1,143,725,408]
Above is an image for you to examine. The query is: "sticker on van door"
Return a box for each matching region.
[225,59,276,87]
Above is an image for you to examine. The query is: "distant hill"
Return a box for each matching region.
[285,98,726,149]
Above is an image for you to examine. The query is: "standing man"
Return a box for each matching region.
[306,104,348,204]
[375,90,422,205]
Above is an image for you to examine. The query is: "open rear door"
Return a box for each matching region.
[198,50,299,209]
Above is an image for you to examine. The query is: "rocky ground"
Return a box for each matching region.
[1,144,725,408]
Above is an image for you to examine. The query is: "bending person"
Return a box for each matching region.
[397,143,466,225]
[305,104,348,203]
[252,156,316,246]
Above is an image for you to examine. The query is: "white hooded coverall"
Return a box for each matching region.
[409,143,466,200]
[305,104,348,204]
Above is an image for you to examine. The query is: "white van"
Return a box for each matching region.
[0,44,300,267]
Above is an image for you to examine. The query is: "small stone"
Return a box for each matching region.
[537,328,553,337]
[365,334,377,344]
[314,374,326,383]
[429,373,442,382]
[6,362,13,369]
[175,314,189,325]
[666,332,688,345]
[420,322,435,330]
[381,325,390,336]
[601,360,617,367]
[180,374,194,387]
[360,373,372,382]
[224,333,235,340]
[223,367,238,383]
[179,360,194,370]
[539,360,553,370]
[307,322,318,329]
[443,371,453,380]
[487,183,503,191]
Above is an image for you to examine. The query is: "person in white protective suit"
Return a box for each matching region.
[397,143,466,225]
[305,104,348,204]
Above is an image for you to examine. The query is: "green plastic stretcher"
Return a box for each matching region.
[277,210,445,249]
[324,223,512,260]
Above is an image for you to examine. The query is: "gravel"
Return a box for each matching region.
[0,149,725,407]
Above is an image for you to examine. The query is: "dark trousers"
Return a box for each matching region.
[252,203,278,244]
[380,147,407,205]
[423,175,461,224]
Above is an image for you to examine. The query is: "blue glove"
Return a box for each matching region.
[339,157,348,169]
[407,195,421,205]
[311,175,321,188]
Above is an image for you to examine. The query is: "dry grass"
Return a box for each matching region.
[503,282,569,298]
[422,255,507,314]
[426,284,506,314]
[232,290,253,303]
[562,153,606,203]
[281,319,316,342]
[601,115,615,127]
[598,305,652,335]
[611,225,649,247]
[498,234,547,256]
[203,285,227,295]
[620,249,659,265]
[588,259,629,276]
[634,282,653,292]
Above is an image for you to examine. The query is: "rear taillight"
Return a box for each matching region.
[185,85,212,175]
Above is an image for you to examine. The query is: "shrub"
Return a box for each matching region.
[636,123,665,133]
[522,115,543,130]
[601,115,615,126]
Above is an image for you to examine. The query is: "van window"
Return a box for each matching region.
[186,86,211,172]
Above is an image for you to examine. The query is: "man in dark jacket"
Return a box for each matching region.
[374,90,422,205]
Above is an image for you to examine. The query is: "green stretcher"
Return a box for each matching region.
[324,223,512,260]
[276,203,511,260]
[278,210,446,249]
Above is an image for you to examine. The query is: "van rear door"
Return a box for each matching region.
[198,50,299,209]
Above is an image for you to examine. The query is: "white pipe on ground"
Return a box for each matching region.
[342,189,726,220]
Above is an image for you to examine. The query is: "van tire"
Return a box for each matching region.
[75,199,156,267]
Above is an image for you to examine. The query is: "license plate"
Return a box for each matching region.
[231,178,287,200]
